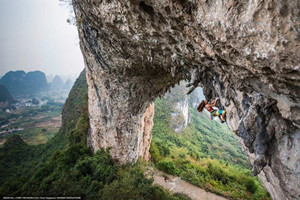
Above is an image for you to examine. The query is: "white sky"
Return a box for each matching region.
[0,0,84,77]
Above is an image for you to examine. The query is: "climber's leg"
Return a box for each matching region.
[218,115,222,122]
[221,110,226,122]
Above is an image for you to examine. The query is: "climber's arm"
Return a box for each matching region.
[211,98,219,107]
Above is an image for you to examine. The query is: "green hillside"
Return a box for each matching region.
[0,84,14,107]
[150,83,271,199]
[0,70,88,189]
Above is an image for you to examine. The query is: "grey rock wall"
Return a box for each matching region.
[170,98,189,132]
[72,0,300,199]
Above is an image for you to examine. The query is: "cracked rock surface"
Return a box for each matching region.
[72,0,300,199]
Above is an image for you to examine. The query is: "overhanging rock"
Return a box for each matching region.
[72,1,300,199]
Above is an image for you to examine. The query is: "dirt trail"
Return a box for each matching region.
[147,169,228,200]
[0,139,7,146]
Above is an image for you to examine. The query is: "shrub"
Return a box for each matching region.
[246,178,258,194]
[157,160,179,175]
[150,142,162,163]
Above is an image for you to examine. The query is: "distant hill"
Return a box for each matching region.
[46,74,54,83]
[0,84,14,108]
[0,71,48,96]
[63,79,74,90]
[50,75,64,91]
[47,74,78,85]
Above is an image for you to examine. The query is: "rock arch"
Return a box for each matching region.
[72,1,300,199]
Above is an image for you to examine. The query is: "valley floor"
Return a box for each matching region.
[147,168,228,200]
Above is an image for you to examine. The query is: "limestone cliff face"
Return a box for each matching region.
[73,0,300,199]
[138,103,154,161]
[170,98,189,132]
[168,84,190,132]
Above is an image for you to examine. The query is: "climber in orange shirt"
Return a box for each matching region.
[197,98,226,123]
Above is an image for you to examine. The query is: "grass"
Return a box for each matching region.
[17,127,58,145]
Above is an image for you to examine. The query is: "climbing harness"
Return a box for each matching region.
[210,110,226,121]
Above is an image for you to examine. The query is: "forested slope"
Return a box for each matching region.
[0,71,188,200]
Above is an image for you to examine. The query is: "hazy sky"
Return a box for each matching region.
[0,0,84,77]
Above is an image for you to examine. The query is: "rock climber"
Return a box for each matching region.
[164,176,168,182]
[197,98,226,123]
